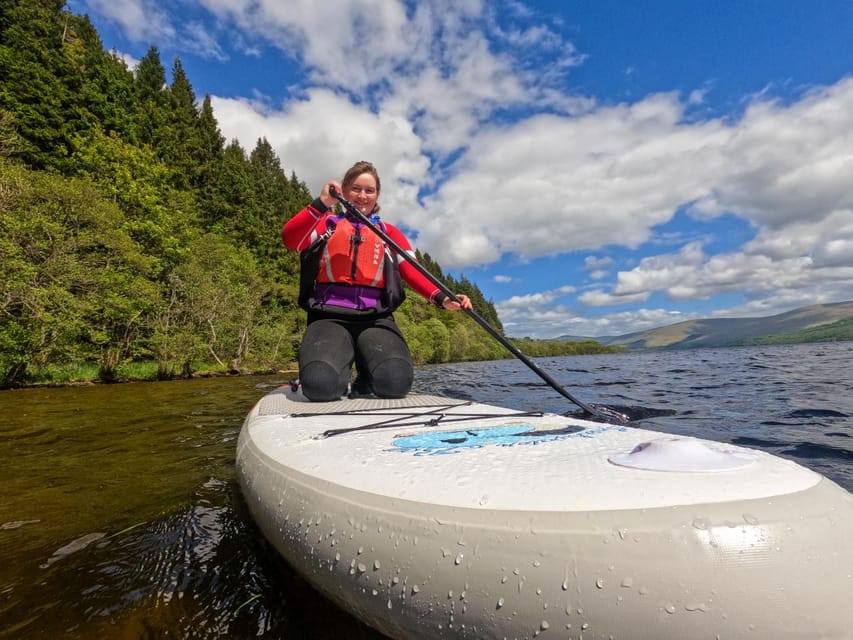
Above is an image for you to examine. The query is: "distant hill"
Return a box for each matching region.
[557,301,853,350]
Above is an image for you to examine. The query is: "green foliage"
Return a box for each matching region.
[0,1,611,387]
[72,127,199,274]
[0,109,24,155]
[0,158,158,385]
[739,318,853,346]
[509,338,625,357]
[157,233,270,374]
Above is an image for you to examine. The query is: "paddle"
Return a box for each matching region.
[328,187,631,425]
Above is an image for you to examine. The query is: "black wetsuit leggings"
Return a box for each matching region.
[298,316,414,401]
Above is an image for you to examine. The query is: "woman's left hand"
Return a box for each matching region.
[442,294,472,311]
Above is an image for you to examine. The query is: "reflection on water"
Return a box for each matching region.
[1,343,852,638]
[0,377,384,639]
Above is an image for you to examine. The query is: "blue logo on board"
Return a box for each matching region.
[391,423,622,455]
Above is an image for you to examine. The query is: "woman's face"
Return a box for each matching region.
[344,172,379,215]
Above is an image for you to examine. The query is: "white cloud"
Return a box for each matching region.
[110,50,139,72]
[77,0,229,60]
[196,0,412,90]
[182,21,227,61]
[80,0,175,42]
[496,285,688,338]
[584,255,613,270]
[211,89,429,223]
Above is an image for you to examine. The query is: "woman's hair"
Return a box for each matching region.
[342,161,381,212]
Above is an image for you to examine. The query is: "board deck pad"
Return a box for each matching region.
[257,389,471,416]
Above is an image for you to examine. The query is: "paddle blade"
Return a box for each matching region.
[582,404,678,425]
[581,403,633,426]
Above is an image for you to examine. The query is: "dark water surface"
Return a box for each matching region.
[2,343,851,638]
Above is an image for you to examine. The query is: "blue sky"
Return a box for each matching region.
[68,0,853,338]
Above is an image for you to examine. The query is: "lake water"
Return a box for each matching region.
[2,343,851,638]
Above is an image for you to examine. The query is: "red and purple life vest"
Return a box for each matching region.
[298,215,405,315]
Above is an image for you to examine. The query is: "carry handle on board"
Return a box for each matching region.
[327,186,631,425]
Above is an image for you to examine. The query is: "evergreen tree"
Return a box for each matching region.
[68,14,136,141]
[133,46,168,147]
[162,58,203,190]
[206,138,251,233]
[246,138,299,266]
[196,95,225,206]
[0,0,74,169]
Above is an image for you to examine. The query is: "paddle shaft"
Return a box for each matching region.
[328,187,607,419]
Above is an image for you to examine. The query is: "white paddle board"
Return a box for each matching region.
[237,387,853,639]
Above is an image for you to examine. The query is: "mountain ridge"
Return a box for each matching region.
[554,301,853,350]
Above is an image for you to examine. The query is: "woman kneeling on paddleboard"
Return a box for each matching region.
[283,161,472,401]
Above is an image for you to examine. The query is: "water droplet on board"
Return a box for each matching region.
[540,620,550,630]
[412,585,420,594]
[374,560,381,570]
[743,513,760,525]
[665,603,676,614]
[692,518,710,530]
[621,577,633,588]
[595,578,605,589]
[455,553,464,565]
[357,563,366,573]
[497,597,505,609]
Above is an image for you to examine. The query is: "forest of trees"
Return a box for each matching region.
[0,0,619,388]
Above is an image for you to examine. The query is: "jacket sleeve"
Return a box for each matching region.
[282,198,329,251]
[384,223,445,306]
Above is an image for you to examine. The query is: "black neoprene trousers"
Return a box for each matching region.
[298,316,414,401]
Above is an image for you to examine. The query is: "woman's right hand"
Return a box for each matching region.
[320,181,342,209]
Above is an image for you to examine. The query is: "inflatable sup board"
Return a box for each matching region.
[236,387,853,639]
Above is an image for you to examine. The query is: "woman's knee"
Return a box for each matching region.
[300,361,348,401]
[370,358,413,398]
